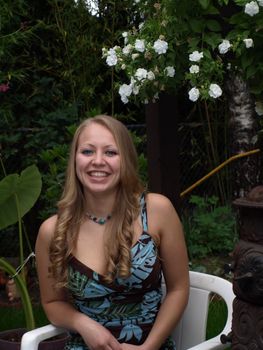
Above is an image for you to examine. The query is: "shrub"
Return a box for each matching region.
[183,195,237,260]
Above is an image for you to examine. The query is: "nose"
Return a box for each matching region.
[92,151,104,165]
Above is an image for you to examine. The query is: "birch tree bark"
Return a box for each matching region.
[226,73,260,199]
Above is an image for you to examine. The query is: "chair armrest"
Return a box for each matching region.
[21,324,68,350]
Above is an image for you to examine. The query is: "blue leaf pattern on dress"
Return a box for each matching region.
[119,324,143,342]
[83,279,113,297]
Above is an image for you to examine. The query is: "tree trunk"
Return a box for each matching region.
[225,73,260,199]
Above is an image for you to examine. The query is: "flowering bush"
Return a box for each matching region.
[180,0,263,105]
[103,0,263,108]
[102,0,180,104]
[102,37,176,104]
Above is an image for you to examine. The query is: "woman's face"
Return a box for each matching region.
[75,123,121,196]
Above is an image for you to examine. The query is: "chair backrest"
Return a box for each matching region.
[162,270,234,350]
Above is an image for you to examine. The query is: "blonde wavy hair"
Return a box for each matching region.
[49,115,144,287]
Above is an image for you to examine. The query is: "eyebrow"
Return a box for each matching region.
[78,143,117,148]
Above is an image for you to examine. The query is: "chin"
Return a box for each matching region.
[87,184,117,195]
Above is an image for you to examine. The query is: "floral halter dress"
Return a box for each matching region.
[65,194,176,350]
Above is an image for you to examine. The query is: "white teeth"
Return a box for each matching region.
[89,171,108,177]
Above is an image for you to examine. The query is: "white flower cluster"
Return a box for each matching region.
[117,65,175,104]
[187,32,255,103]
[188,84,223,102]
[244,0,263,16]
[104,0,259,106]
[103,37,169,68]
[105,48,118,66]
[103,35,175,104]
[189,65,199,74]
[187,50,222,102]
[189,51,203,62]
[218,40,232,54]
[208,84,223,99]
[188,87,200,102]
[153,39,168,54]
[217,37,253,55]
[243,38,254,48]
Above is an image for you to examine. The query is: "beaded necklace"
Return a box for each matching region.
[86,212,111,225]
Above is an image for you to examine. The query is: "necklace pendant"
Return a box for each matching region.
[98,218,106,225]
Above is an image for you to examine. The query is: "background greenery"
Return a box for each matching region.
[1,0,252,274]
[1,0,262,339]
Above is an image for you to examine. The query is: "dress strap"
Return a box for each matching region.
[140,192,148,232]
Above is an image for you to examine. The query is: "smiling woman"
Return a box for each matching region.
[35,115,189,350]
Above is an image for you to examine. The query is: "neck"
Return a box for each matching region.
[84,191,117,217]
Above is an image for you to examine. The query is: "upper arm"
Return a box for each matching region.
[147,193,189,293]
[35,215,67,306]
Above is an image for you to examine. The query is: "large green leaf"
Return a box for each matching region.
[0,165,42,230]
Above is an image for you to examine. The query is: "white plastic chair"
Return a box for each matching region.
[21,271,234,350]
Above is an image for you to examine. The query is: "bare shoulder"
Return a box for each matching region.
[146,193,180,219]
[146,192,172,206]
[146,193,182,236]
[37,214,58,245]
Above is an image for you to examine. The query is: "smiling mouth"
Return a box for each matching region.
[88,171,109,177]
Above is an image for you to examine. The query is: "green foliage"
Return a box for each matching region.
[0,0,144,220]
[0,164,42,329]
[39,144,70,218]
[130,131,148,185]
[0,0,120,115]
[0,258,35,330]
[138,153,148,186]
[104,0,263,104]
[206,297,228,340]
[0,305,48,331]
[0,165,42,229]
[183,195,237,259]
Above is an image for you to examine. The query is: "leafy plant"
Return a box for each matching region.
[130,131,148,185]
[183,195,237,260]
[0,304,48,331]
[0,165,42,330]
[103,0,263,106]
[39,144,70,219]
[0,258,35,330]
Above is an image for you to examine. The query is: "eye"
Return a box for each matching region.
[105,150,118,157]
[81,149,94,156]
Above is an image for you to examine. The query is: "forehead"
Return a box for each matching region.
[77,123,117,146]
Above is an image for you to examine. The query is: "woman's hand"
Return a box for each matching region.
[79,318,122,350]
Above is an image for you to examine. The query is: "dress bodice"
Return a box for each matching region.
[64,194,176,350]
